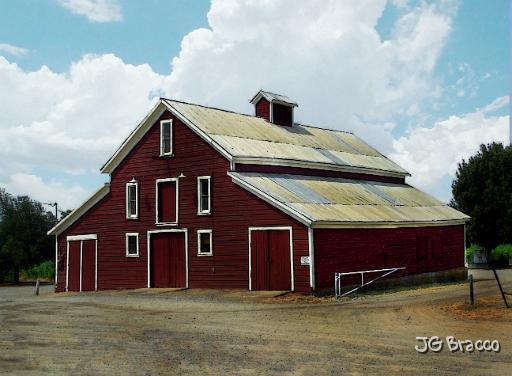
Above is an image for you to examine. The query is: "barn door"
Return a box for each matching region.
[150,232,186,288]
[417,236,429,273]
[250,229,292,291]
[157,180,178,224]
[67,241,81,292]
[66,236,97,292]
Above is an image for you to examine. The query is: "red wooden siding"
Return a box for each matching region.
[235,164,405,184]
[255,98,270,122]
[81,239,96,291]
[250,230,291,291]
[272,103,293,127]
[150,232,186,288]
[313,225,465,290]
[157,181,177,223]
[67,241,81,291]
[56,109,310,293]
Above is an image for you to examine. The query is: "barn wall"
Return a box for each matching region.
[56,110,310,292]
[313,225,465,290]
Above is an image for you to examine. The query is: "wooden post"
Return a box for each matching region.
[468,274,474,306]
[35,279,40,296]
[492,269,509,309]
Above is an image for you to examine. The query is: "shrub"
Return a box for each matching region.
[20,260,54,281]
[490,244,512,266]
[465,244,483,263]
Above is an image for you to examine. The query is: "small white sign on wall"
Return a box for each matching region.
[300,256,310,266]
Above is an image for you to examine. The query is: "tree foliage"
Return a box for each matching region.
[0,188,56,283]
[450,142,512,250]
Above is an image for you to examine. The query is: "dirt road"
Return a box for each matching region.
[1,269,511,375]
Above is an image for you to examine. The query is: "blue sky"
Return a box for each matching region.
[0,0,509,209]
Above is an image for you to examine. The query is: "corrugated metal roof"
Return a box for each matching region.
[164,100,409,176]
[229,172,469,225]
[249,90,298,107]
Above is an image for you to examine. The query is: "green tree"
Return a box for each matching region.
[0,189,55,283]
[450,142,512,250]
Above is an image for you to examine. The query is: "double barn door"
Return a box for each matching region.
[150,231,186,288]
[67,235,97,292]
[250,229,292,291]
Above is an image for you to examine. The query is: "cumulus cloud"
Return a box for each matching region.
[0,43,29,57]
[3,173,88,209]
[2,0,502,209]
[390,96,510,201]
[57,0,122,22]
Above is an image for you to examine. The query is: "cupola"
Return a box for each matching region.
[250,90,298,127]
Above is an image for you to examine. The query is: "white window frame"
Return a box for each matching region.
[125,233,140,257]
[155,178,179,226]
[126,179,138,219]
[197,176,211,215]
[197,229,213,256]
[160,119,173,156]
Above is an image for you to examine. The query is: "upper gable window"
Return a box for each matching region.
[126,178,138,219]
[160,119,173,156]
[197,176,211,215]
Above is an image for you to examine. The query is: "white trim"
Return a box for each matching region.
[125,233,140,257]
[232,157,409,178]
[67,234,98,241]
[197,176,211,215]
[48,184,110,235]
[229,172,311,226]
[197,229,213,256]
[160,119,173,156]
[125,179,139,219]
[155,178,179,226]
[248,226,294,292]
[147,229,189,288]
[308,227,315,290]
[79,241,83,292]
[65,234,98,292]
[54,235,58,289]
[65,241,69,292]
[270,101,273,123]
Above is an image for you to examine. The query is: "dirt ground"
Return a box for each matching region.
[0,269,511,375]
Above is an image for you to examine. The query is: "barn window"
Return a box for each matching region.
[197,230,213,256]
[126,233,139,257]
[126,179,138,219]
[156,178,179,225]
[160,119,173,156]
[197,176,211,215]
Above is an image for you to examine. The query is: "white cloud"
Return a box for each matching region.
[3,173,87,209]
[3,0,496,209]
[390,96,510,201]
[0,43,28,57]
[57,0,122,22]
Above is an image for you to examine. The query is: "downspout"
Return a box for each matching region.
[308,226,316,291]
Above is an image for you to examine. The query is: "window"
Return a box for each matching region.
[160,119,173,156]
[126,233,139,257]
[197,230,212,256]
[156,178,179,225]
[197,176,211,215]
[126,179,138,219]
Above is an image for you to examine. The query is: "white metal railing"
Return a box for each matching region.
[334,267,406,298]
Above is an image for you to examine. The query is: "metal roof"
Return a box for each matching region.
[249,90,298,107]
[229,172,469,227]
[164,100,409,177]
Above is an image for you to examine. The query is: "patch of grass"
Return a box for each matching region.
[20,260,54,281]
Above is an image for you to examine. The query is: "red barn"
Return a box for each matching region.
[48,90,469,293]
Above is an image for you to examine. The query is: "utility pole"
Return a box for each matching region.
[44,202,59,222]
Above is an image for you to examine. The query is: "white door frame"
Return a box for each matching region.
[147,228,189,288]
[248,226,294,291]
[66,234,98,292]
